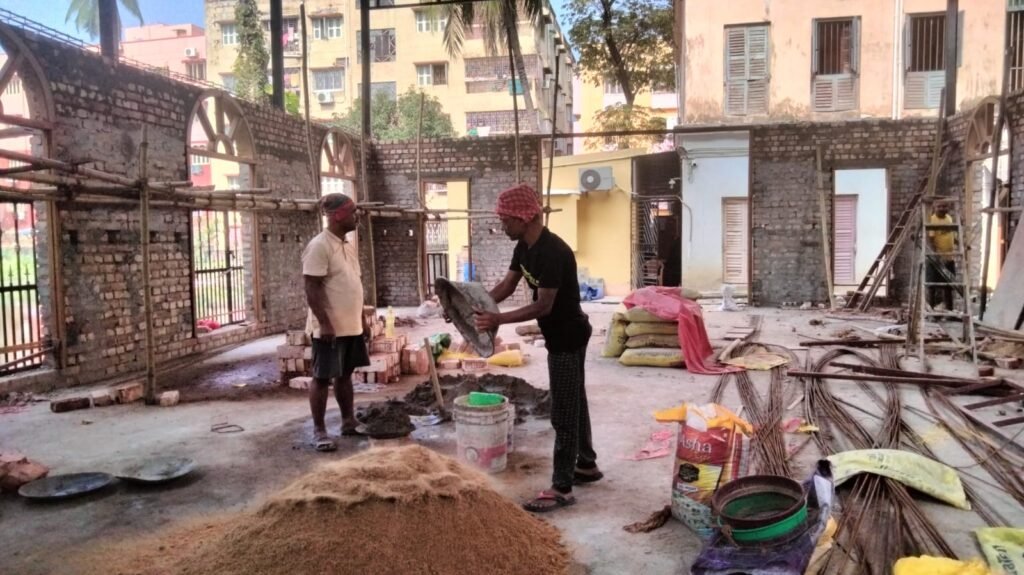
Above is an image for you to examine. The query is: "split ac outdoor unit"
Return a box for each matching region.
[316,91,334,104]
[184,47,199,58]
[579,166,614,191]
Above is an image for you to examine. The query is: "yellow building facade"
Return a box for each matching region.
[542,149,649,296]
[576,77,679,143]
[204,0,575,143]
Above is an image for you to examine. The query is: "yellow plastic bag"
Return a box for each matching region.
[893,556,992,575]
[827,449,970,510]
[619,347,684,368]
[625,334,679,349]
[624,308,675,324]
[976,527,1024,575]
[601,314,629,358]
[625,322,678,337]
[486,349,524,367]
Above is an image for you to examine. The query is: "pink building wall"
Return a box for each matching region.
[120,24,206,77]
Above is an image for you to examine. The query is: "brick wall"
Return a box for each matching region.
[0,25,362,391]
[366,136,541,306]
[749,118,939,306]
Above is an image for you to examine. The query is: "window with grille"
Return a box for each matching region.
[811,18,858,113]
[1009,8,1024,92]
[314,68,344,92]
[0,201,43,374]
[4,77,21,95]
[904,13,948,109]
[358,82,398,100]
[221,74,236,92]
[724,24,770,116]
[192,210,248,327]
[357,29,397,63]
[604,78,623,94]
[313,16,343,39]
[186,61,206,81]
[416,64,448,86]
[221,23,237,46]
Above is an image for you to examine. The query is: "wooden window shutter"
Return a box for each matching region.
[906,71,944,109]
[724,27,749,115]
[812,19,857,112]
[747,25,770,114]
[833,195,858,284]
[722,198,749,285]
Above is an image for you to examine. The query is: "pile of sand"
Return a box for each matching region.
[83,446,570,575]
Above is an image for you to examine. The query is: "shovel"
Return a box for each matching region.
[424,337,452,423]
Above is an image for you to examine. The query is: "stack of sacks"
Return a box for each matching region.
[602,307,685,368]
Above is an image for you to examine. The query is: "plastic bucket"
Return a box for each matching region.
[454,394,510,473]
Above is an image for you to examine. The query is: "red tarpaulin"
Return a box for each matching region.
[623,287,742,375]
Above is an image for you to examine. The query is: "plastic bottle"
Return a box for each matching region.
[385,306,395,338]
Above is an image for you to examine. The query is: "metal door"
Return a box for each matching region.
[0,201,42,373]
[192,210,247,326]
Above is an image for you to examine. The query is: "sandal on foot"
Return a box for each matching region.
[313,433,337,452]
[573,469,604,485]
[523,490,576,513]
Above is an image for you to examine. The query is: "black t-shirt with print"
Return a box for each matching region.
[509,228,592,352]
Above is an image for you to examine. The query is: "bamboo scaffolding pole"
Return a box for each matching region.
[300,3,320,197]
[816,146,836,308]
[139,126,157,404]
[415,91,426,303]
[980,35,1012,319]
[544,52,560,227]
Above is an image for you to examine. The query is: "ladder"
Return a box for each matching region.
[912,197,977,364]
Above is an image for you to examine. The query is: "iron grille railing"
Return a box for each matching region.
[0,201,42,372]
[426,220,448,253]
[192,210,247,327]
[427,253,448,295]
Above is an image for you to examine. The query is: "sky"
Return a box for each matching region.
[0,0,573,44]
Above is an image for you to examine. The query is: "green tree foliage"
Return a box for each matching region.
[336,87,455,140]
[233,0,270,103]
[585,104,666,151]
[566,0,675,107]
[65,0,143,40]
[263,86,302,116]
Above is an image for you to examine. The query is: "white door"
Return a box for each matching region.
[722,198,749,285]
[834,195,858,285]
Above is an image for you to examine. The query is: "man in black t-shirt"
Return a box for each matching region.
[474,184,601,513]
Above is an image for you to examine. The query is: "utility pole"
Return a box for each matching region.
[98,0,118,59]
[944,0,959,117]
[360,0,372,139]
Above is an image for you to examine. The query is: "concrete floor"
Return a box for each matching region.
[1,304,1022,574]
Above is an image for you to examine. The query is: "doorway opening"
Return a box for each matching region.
[833,169,888,290]
[423,180,471,293]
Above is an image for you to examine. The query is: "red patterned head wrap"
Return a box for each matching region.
[495,184,542,222]
[320,193,356,222]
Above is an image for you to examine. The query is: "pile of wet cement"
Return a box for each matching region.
[404,373,551,420]
[81,446,569,575]
[355,399,420,437]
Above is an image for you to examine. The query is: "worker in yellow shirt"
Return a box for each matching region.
[927,201,956,311]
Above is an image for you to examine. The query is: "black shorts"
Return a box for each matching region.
[311,336,370,380]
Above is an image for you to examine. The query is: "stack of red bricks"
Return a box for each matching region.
[353,335,405,384]
[277,331,312,380]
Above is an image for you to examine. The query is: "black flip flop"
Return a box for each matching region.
[523,491,576,513]
[574,469,604,485]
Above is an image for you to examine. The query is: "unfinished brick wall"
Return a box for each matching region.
[366,136,541,306]
[0,24,360,391]
[749,118,939,306]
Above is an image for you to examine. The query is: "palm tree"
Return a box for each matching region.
[441,0,541,130]
[65,0,144,40]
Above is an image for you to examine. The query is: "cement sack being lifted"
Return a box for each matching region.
[435,278,500,357]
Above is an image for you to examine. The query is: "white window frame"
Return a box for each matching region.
[416,64,433,85]
[221,74,236,92]
[221,23,238,46]
[186,61,206,81]
[313,68,345,93]
[314,16,343,39]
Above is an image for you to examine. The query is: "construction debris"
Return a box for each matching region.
[0,450,49,492]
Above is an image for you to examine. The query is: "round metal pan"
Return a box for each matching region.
[18,472,115,500]
[117,456,196,485]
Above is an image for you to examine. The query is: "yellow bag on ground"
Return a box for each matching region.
[601,313,629,358]
[619,348,685,368]
[625,322,678,337]
[486,350,524,367]
[976,527,1024,575]
[827,449,969,510]
[625,334,680,349]
[893,556,992,575]
[624,308,675,324]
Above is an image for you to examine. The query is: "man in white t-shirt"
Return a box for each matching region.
[303,193,369,452]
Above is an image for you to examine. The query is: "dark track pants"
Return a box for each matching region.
[547,345,598,492]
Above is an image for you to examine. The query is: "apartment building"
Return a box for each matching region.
[203,0,575,146]
[674,0,1017,123]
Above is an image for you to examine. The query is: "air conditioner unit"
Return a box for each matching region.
[316,91,334,104]
[579,166,614,192]
[184,47,199,58]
